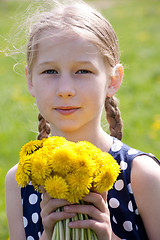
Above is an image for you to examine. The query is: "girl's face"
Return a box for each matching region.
[27,32,112,137]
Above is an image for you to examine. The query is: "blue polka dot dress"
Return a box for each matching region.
[21,137,159,240]
[21,184,43,240]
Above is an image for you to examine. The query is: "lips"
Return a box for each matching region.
[54,106,80,115]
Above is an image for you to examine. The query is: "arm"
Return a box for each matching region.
[5,166,73,240]
[131,155,160,240]
[5,164,26,240]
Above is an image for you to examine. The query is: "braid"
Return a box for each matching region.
[37,113,51,140]
[105,96,123,140]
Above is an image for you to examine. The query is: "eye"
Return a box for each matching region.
[42,69,58,74]
[76,69,92,74]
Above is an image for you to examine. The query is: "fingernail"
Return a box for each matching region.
[68,222,74,227]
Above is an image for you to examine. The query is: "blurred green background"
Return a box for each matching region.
[0,0,160,238]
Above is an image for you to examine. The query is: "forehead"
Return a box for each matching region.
[35,29,102,63]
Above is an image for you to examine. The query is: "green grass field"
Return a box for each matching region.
[0,0,160,238]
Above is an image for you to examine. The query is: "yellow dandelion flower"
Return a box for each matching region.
[93,152,120,193]
[50,146,77,176]
[16,136,120,205]
[43,136,67,150]
[31,179,42,192]
[152,119,160,131]
[15,158,31,187]
[44,175,68,199]
[30,148,52,185]
[75,141,102,173]
[75,141,102,159]
[66,172,92,203]
[20,139,45,159]
[74,154,94,177]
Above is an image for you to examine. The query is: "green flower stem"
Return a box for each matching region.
[52,206,98,240]
[52,221,58,240]
[74,214,79,239]
[83,207,98,240]
[92,230,98,239]
[71,217,75,239]
[52,222,57,240]
[59,218,64,240]
[82,228,85,240]
[79,213,85,240]
[65,218,70,240]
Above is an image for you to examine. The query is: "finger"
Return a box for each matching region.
[41,198,72,218]
[40,185,46,194]
[40,191,52,210]
[42,209,76,230]
[46,210,76,224]
[83,192,108,213]
[69,219,111,239]
[68,218,108,235]
[64,204,104,222]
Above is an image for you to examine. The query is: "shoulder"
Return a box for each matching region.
[5,164,18,185]
[131,154,160,187]
[131,154,160,198]
[5,164,20,196]
[131,155,160,239]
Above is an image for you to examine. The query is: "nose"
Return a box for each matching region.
[56,74,76,98]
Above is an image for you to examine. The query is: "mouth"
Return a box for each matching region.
[54,106,80,115]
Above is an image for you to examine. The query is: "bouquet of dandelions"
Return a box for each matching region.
[16,136,120,240]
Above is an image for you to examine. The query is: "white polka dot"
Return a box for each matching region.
[136,225,138,230]
[113,215,117,224]
[127,183,133,194]
[38,232,42,238]
[128,148,139,155]
[111,140,123,152]
[29,194,38,205]
[120,161,128,170]
[109,198,120,208]
[128,201,133,212]
[115,179,124,191]
[27,236,34,240]
[123,221,133,232]
[32,212,39,224]
[23,216,28,228]
[135,209,139,215]
[149,153,155,158]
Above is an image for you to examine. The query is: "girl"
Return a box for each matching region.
[5,1,160,240]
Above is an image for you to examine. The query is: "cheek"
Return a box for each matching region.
[95,79,109,100]
[33,80,51,98]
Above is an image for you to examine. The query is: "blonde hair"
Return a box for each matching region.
[26,0,123,140]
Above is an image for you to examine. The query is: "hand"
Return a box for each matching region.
[40,187,76,240]
[64,192,112,240]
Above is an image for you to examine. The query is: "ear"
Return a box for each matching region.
[107,64,123,97]
[25,66,35,97]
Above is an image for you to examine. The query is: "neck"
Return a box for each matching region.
[51,124,113,152]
